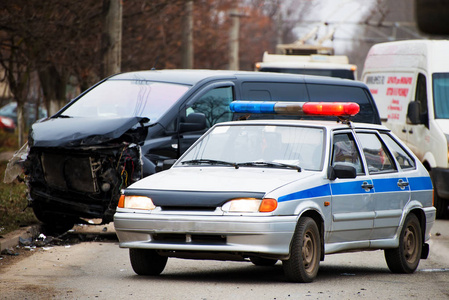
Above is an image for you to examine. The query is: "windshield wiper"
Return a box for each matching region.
[53,114,72,118]
[181,159,239,169]
[237,161,301,172]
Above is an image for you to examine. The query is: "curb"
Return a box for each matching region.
[0,225,41,253]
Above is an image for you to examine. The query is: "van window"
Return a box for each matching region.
[259,67,355,80]
[189,86,234,127]
[241,82,308,101]
[307,84,378,124]
[415,73,429,124]
[433,73,449,119]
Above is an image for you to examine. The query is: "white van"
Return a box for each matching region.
[361,39,449,218]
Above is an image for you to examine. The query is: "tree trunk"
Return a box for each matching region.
[101,0,122,78]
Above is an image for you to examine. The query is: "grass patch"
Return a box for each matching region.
[0,131,39,236]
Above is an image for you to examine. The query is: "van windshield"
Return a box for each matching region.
[61,80,190,122]
[259,67,355,80]
[433,73,449,119]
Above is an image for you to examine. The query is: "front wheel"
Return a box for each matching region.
[129,249,168,276]
[384,214,422,273]
[283,217,321,283]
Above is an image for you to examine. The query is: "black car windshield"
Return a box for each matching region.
[61,79,190,122]
[178,124,324,171]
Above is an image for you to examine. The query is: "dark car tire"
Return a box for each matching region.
[384,213,422,274]
[129,249,168,276]
[283,217,320,283]
[32,203,77,234]
[249,257,278,266]
[434,187,449,219]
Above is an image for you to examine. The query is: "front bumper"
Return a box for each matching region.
[114,211,297,258]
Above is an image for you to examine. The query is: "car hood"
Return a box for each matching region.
[29,116,145,147]
[128,166,315,194]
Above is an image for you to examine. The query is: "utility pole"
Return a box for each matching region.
[181,0,194,69]
[229,9,242,70]
[101,0,122,78]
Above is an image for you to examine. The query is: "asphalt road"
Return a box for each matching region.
[1,220,448,299]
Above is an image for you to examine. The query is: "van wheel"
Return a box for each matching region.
[384,214,422,273]
[129,249,168,276]
[250,257,278,266]
[283,217,320,283]
[434,188,449,219]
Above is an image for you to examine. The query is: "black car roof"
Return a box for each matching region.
[109,69,367,88]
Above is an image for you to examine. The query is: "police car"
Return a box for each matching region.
[114,101,436,283]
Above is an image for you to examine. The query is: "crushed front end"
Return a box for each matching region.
[25,143,142,225]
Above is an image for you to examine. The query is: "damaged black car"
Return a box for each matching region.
[5,69,381,231]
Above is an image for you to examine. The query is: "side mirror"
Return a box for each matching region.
[179,113,207,133]
[407,101,421,125]
[155,159,177,172]
[328,164,357,180]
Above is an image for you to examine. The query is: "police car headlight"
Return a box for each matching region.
[222,198,277,213]
[117,195,156,210]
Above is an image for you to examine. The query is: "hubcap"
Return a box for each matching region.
[302,230,315,272]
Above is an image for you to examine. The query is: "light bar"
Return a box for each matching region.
[302,102,360,116]
[230,101,360,117]
[230,101,306,115]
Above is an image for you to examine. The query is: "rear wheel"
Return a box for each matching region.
[384,214,422,273]
[129,249,168,276]
[283,217,320,283]
[249,257,278,266]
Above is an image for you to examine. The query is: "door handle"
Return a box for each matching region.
[361,181,374,191]
[397,179,409,189]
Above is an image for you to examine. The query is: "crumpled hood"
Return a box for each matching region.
[129,166,314,194]
[29,116,145,147]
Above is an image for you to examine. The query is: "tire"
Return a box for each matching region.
[385,214,422,273]
[32,203,77,234]
[249,257,278,266]
[434,186,449,219]
[283,217,321,283]
[129,249,168,276]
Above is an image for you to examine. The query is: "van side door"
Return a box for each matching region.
[406,73,430,161]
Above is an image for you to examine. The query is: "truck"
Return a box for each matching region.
[361,39,449,218]
[255,44,357,80]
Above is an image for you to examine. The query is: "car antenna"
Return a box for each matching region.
[151,55,159,70]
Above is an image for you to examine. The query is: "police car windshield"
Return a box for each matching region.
[60,80,189,122]
[179,124,324,171]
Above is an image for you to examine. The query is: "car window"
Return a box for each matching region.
[357,132,397,174]
[307,84,377,124]
[241,82,308,101]
[189,86,234,127]
[331,133,364,174]
[380,133,416,170]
